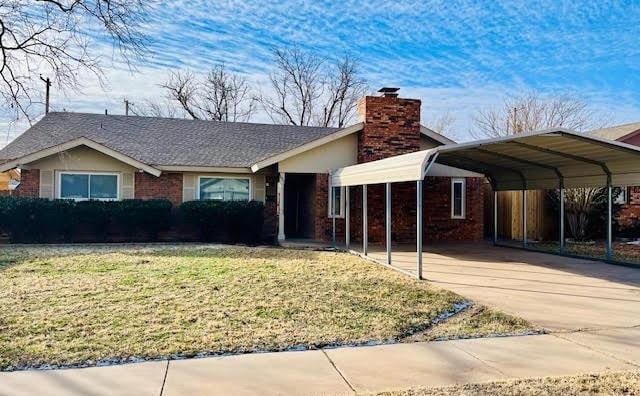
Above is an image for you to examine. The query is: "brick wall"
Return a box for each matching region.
[357,94,421,163]
[134,172,183,206]
[15,169,39,198]
[314,176,484,243]
[617,186,640,230]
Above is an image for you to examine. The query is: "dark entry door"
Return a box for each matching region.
[284,174,315,239]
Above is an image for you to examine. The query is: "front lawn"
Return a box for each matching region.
[0,245,533,370]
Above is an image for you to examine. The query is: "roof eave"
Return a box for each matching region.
[250,122,364,172]
[0,137,162,177]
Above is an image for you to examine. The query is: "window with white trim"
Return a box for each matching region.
[59,172,119,200]
[329,186,345,218]
[199,177,250,201]
[451,178,465,219]
[615,186,628,205]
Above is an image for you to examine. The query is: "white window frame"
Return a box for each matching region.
[328,185,345,218]
[615,186,628,205]
[57,171,120,201]
[451,178,466,219]
[196,175,252,201]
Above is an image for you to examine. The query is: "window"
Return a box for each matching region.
[328,186,345,218]
[451,178,465,219]
[615,186,628,205]
[199,177,250,201]
[59,172,119,200]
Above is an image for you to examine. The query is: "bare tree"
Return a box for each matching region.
[261,48,367,127]
[425,111,457,140]
[472,92,608,138]
[161,65,256,122]
[0,0,149,121]
[129,99,183,119]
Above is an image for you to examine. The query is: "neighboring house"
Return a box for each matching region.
[0,169,20,192]
[0,89,484,243]
[591,122,640,231]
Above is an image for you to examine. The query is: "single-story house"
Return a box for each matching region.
[591,122,640,231]
[0,89,483,244]
[3,88,640,258]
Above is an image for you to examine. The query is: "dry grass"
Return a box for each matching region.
[372,371,640,396]
[404,305,537,342]
[0,245,535,370]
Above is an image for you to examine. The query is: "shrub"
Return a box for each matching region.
[180,200,264,244]
[0,197,172,243]
[113,199,173,241]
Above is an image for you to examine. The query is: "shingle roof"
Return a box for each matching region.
[0,112,341,168]
[589,122,640,141]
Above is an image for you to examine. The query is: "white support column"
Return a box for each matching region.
[607,178,613,260]
[386,182,392,265]
[522,189,528,248]
[416,180,423,280]
[331,177,336,247]
[363,185,368,256]
[560,182,565,254]
[493,190,498,244]
[277,173,286,242]
[345,186,350,250]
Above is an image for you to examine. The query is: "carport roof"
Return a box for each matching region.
[330,128,640,190]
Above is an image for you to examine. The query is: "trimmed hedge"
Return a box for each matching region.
[0,197,265,244]
[180,200,264,244]
[0,197,172,243]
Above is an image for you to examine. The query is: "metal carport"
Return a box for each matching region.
[329,128,640,279]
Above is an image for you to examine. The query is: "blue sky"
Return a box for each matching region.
[3,0,640,143]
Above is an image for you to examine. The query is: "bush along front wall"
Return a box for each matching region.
[0,197,265,244]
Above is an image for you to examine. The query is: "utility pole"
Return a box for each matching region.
[124,99,134,116]
[40,75,51,114]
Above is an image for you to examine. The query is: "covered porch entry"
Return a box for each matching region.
[330,128,640,278]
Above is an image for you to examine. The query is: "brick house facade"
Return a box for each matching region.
[2,90,484,244]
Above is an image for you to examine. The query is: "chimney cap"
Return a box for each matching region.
[378,87,400,94]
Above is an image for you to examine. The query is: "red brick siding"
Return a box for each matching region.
[313,176,484,243]
[15,169,39,198]
[617,186,640,230]
[357,95,421,163]
[134,172,183,206]
[263,170,279,241]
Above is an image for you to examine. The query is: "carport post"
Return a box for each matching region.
[607,177,613,260]
[493,190,498,244]
[560,181,565,254]
[345,186,350,250]
[522,189,528,248]
[363,185,368,256]
[416,180,423,280]
[386,182,392,265]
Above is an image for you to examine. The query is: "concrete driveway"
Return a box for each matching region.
[364,243,640,331]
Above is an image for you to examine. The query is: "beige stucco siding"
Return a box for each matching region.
[182,171,266,202]
[279,134,357,173]
[27,146,137,199]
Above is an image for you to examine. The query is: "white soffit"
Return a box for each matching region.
[331,129,640,190]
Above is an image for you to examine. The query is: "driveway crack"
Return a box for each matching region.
[551,333,640,368]
[321,349,356,393]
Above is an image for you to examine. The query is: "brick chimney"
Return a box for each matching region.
[357,88,421,163]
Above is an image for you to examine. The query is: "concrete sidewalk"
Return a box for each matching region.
[1,327,639,396]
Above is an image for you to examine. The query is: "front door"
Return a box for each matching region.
[284,174,315,239]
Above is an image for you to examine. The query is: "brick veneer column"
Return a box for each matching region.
[134,172,183,206]
[15,169,39,198]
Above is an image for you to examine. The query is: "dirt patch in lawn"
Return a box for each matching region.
[0,245,535,370]
[371,370,640,396]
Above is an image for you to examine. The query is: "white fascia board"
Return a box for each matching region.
[250,122,364,172]
[0,137,162,177]
[420,125,456,145]
[156,165,252,173]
